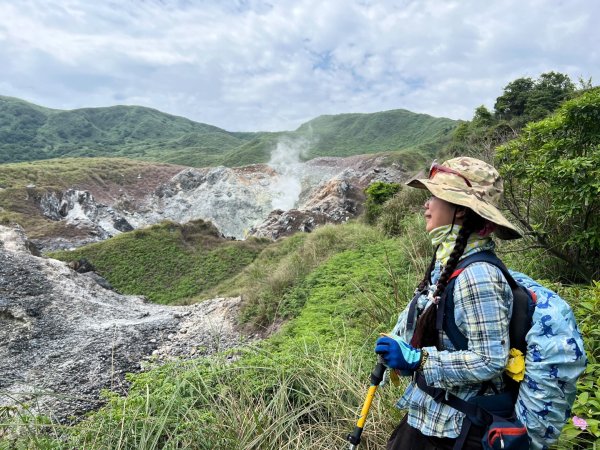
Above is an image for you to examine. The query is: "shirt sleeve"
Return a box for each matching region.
[421,262,512,389]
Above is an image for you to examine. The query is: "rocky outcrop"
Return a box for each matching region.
[247,174,361,239]
[249,157,406,239]
[124,166,283,239]
[37,189,134,249]
[30,153,407,249]
[0,225,252,421]
[247,208,332,240]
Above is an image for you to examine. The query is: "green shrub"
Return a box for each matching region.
[377,186,428,237]
[496,87,600,281]
[363,181,401,225]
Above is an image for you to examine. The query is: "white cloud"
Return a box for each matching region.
[0,0,598,131]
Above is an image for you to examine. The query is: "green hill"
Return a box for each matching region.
[0,96,250,166]
[49,219,271,304]
[0,96,457,167]
[295,109,456,158]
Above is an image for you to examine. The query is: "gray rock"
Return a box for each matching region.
[31,153,407,249]
[37,189,134,250]
[0,225,252,422]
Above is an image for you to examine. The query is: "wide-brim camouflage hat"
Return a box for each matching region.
[406,157,522,240]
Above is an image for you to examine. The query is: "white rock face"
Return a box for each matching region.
[38,189,134,247]
[126,166,278,238]
[33,155,406,249]
[123,164,345,239]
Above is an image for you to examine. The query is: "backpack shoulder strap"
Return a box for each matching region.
[438,250,518,351]
[454,250,517,287]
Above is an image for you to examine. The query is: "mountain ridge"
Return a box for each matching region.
[0,95,457,167]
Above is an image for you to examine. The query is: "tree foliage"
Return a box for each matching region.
[443,72,576,162]
[496,87,600,281]
[443,111,517,162]
[471,105,495,128]
[494,71,576,125]
[494,77,535,121]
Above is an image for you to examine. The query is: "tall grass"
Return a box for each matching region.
[3,340,403,450]
[219,222,388,328]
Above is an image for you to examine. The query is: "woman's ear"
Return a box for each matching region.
[455,206,467,220]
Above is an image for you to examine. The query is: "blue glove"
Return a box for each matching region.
[375,334,422,371]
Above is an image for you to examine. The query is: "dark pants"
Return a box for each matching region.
[387,415,485,450]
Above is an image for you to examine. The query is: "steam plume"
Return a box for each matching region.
[268,137,310,211]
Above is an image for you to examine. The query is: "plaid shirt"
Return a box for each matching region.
[392,246,513,438]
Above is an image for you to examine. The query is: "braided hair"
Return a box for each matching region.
[410,208,488,349]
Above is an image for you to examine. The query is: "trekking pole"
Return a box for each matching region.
[346,360,386,450]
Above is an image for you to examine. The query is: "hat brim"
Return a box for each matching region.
[407,177,522,240]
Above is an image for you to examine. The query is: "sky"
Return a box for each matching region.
[1,0,598,132]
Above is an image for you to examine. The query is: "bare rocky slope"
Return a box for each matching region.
[0,224,253,421]
[32,154,407,250]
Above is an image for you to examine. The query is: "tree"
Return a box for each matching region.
[496,87,600,281]
[526,71,575,121]
[494,77,534,120]
[494,72,575,125]
[471,105,494,128]
[443,115,517,163]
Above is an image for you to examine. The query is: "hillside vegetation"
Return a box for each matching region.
[295,109,455,159]
[0,96,456,167]
[0,157,183,190]
[49,220,271,304]
[0,96,251,166]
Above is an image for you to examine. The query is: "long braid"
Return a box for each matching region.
[410,210,486,349]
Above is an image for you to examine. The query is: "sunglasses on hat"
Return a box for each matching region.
[429,161,472,187]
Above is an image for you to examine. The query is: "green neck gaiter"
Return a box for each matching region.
[429,224,493,265]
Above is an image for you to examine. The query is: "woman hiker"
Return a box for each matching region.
[374,156,523,450]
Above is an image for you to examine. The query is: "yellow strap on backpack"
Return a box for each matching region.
[505,348,525,381]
